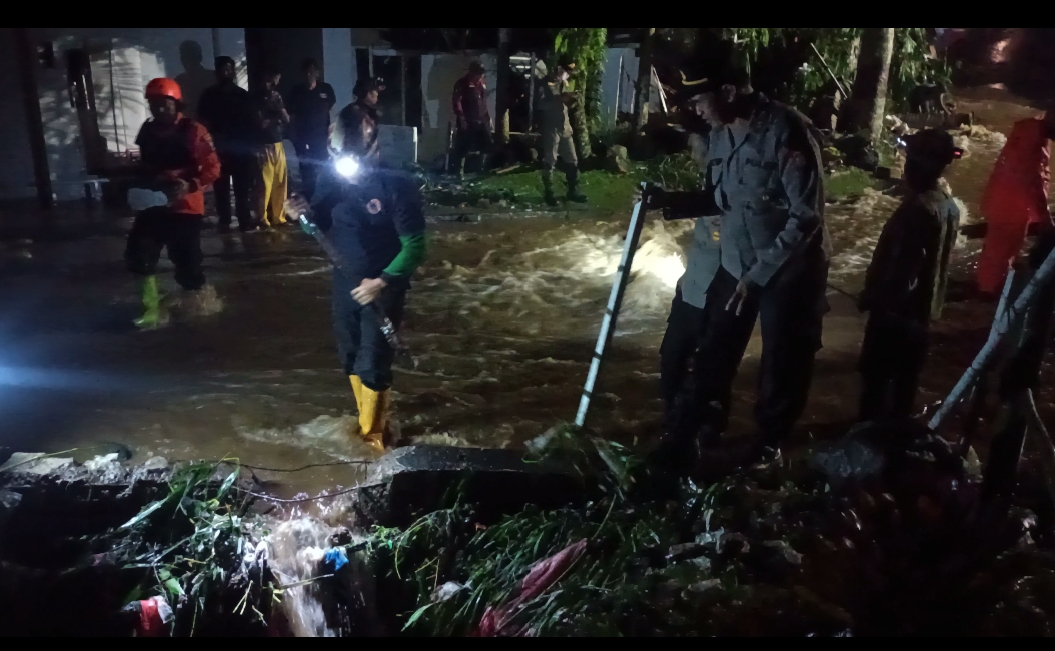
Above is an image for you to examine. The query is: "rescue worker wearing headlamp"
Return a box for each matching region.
[289,96,426,451]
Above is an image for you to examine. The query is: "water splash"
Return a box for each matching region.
[267,517,339,637]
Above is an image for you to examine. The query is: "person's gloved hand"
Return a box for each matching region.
[457,116,467,132]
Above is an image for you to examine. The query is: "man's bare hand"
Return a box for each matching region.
[286,194,310,219]
[352,277,387,306]
[161,178,190,204]
[725,277,756,316]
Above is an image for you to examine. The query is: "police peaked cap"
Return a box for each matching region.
[676,58,750,103]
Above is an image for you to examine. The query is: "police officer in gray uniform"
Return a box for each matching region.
[645,63,831,464]
[652,76,748,472]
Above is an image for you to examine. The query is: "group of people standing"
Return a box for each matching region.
[127,63,423,452]
[449,55,587,206]
[126,48,1051,465]
[196,57,340,233]
[650,61,966,475]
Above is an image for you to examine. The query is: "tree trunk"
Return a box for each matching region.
[634,28,655,131]
[495,28,511,145]
[843,28,895,142]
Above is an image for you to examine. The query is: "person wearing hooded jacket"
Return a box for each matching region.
[288,99,427,451]
[125,77,222,329]
[975,109,1055,297]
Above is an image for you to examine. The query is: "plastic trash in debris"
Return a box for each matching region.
[431,581,465,603]
[323,547,348,572]
[124,595,174,637]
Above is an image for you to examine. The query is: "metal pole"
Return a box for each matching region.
[575,183,650,429]
[929,245,1055,431]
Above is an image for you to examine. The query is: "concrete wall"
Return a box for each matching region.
[8,28,248,202]
[322,28,355,116]
[0,29,37,201]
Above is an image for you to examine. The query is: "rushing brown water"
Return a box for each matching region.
[0,89,1051,498]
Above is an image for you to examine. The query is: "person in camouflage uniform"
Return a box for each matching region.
[536,54,587,206]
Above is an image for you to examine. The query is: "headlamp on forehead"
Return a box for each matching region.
[335,155,360,179]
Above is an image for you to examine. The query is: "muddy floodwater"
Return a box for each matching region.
[2,90,1053,498]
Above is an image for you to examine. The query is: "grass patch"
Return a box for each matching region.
[825,167,878,201]
[433,153,878,218]
[436,153,702,217]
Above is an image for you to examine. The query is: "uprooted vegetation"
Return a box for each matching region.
[5,420,1055,636]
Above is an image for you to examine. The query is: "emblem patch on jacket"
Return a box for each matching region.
[366,198,383,214]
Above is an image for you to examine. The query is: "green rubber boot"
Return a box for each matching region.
[133,275,166,330]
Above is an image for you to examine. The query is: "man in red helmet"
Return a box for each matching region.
[125,77,222,329]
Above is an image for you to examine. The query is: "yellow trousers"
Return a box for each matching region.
[255,142,288,228]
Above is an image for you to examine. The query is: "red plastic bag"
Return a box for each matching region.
[472,538,587,637]
[135,596,172,637]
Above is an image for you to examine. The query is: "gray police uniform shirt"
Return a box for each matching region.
[677,129,724,310]
[704,95,831,288]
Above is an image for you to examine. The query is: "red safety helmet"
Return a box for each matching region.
[145,78,182,102]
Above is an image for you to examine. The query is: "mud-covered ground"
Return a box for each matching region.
[0,89,1051,499]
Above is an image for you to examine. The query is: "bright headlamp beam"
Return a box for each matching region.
[335,156,360,178]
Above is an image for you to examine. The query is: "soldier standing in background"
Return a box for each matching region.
[536,54,587,206]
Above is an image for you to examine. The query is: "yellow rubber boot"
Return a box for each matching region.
[357,385,391,452]
[348,375,365,439]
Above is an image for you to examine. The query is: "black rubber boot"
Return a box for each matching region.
[542,170,558,206]
[566,167,588,203]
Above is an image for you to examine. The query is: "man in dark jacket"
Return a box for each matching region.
[289,100,427,451]
[288,58,336,197]
[857,129,962,421]
[197,56,256,233]
[450,61,493,176]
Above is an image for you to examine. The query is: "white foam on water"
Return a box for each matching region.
[235,414,379,460]
[267,517,339,637]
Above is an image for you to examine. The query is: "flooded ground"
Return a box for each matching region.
[1,89,1052,499]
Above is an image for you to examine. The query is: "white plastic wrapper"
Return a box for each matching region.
[127,188,169,211]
